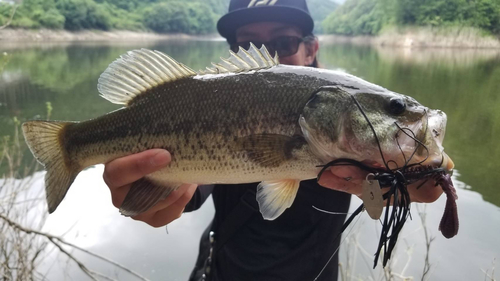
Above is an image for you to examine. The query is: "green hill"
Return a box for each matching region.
[308,0,338,33]
[0,0,340,35]
[322,0,500,36]
[0,0,229,34]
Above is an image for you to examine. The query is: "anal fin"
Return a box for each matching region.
[257,179,300,220]
[120,178,180,217]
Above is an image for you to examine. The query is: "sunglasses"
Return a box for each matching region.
[230,36,306,58]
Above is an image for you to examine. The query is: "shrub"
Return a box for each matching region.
[323,0,384,35]
[38,9,65,29]
[56,0,111,30]
[143,2,215,34]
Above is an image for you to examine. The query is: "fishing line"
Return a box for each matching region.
[349,95,390,171]
[312,212,363,281]
[312,205,354,215]
[313,91,437,279]
[396,109,431,170]
[394,122,430,168]
[395,128,411,165]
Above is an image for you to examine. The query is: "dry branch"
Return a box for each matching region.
[417,205,434,281]
[0,4,18,30]
[0,214,150,281]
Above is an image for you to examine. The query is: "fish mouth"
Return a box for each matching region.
[322,153,454,195]
[360,151,454,174]
[380,109,451,173]
[437,152,455,172]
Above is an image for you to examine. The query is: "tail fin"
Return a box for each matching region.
[22,120,78,213]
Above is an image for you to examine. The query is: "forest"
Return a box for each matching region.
[1,0,499,36]
[0,0,337,34]
[0,0,228,34]
[322,0,500,35]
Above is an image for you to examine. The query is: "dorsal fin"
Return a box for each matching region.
[97,44,279,105]
[97,49,197,105]
[199,43,279,74]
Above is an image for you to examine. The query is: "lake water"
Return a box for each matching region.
[0,39,499,280]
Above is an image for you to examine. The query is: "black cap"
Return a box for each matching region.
[217,0,314,42]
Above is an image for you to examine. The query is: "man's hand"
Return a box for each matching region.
[318,166,443,203]
[103,149,198,228]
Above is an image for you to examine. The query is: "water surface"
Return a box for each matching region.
[1,40,499,280]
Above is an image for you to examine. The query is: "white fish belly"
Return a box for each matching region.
[149,158,321,184]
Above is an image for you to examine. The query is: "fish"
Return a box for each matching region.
[22,44,454,221]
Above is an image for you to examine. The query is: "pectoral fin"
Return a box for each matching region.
[237,134,308,168]
[257,179,300,220]
[120,178,180,217]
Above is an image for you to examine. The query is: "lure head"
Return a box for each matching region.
[300,86,453,171]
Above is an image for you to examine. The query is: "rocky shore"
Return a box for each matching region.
[1,27,499,49]
[0,29,220,42]
[319,27,500,49]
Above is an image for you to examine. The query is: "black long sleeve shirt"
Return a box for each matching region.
[186,180,351,281]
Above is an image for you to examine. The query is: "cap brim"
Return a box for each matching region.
[217,6,314,41]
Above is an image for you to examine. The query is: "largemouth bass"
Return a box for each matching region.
[22,45,454,220]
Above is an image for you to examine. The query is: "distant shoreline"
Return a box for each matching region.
[2,27,500,49]
[0,28,222,42]
[319,27,500,49]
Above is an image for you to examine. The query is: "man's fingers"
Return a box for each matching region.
[329,165,368,180]
[131,184,196,219]
[149,185,198,227]
[318,165,370,196]
[318,166,444,203]
[408,180,443,203]
[133,184,198,228]
[110,185,130,208]
[103,149,171,189]
[318,170,363,196]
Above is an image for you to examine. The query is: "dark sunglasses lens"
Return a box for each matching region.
[231,41,255,53]
[230,44,239,53]
[231,37,302,57]
[272,37,300,57]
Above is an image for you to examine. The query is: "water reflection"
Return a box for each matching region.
[1,40,499,280]
[319,43,500,207]
[12,167,499,280]
[0,40,228,176]
[375,46,500,67]
[342,178,500,281]
[7,168,214,281]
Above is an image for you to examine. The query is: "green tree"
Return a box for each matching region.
[37,8,65,29]
[56,0,111,30]
[308,0,338,33]
[0,0,226,33]
[322,0,500,35]
[323,0,385,35]
[143,2,216,34]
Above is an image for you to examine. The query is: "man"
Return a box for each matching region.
[103,1,443,280]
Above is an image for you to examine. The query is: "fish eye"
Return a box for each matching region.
[389,97,406,115]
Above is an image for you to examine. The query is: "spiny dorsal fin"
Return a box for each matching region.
[199,43,279,75]
[98,49,197,105]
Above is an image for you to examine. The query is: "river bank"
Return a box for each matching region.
[2,27,500,49]
[319,26,500,49]
[0,28,221,43]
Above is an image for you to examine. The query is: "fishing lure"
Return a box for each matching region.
[315,94,459,271]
